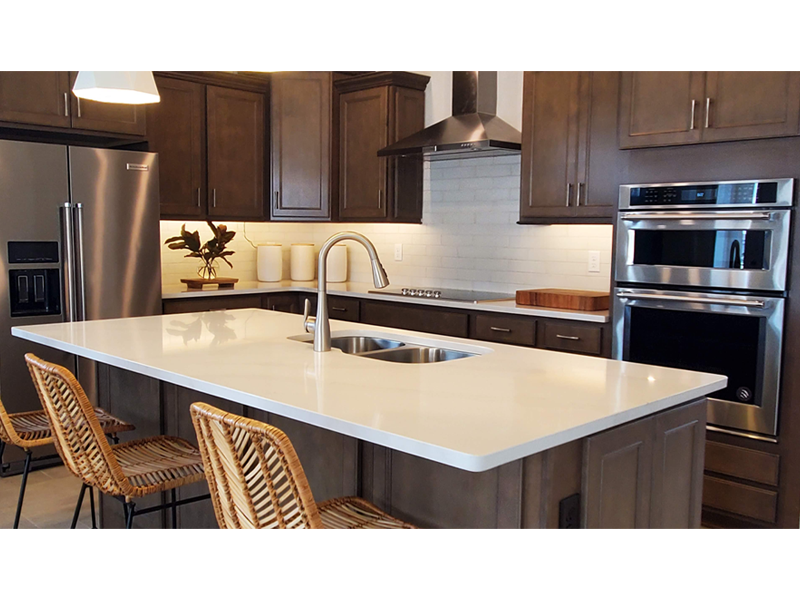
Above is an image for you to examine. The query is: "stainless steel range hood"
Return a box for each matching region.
[377,71,521,161]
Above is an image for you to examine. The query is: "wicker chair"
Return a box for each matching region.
[0,383,134,529]
[25,353,209,529]
[190,402,416,529]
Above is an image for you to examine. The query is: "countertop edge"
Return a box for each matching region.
[12,324,723,472]
[161,283,611,324]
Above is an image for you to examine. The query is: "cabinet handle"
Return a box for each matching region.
[77,97,81,118]
[490,326,512,333]
[275,190,280,207]
[704,97,711,128]
[378,190,383,209]
[331,306,347,312]
[565,183,572,207]
[556,334,580,341]
[196,188,201,208]
[212,189,217,208]
[576,182,582,207]
[689,99,696,130]
[63,92,69,117]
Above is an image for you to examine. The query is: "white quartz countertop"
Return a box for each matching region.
[12,309,725,472]
[162,280,610,323]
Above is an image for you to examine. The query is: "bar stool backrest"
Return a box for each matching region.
[25,353,131,497]
[190,402,323,529]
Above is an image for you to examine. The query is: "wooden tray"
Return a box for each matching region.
[181,277,239,290]
[516,288,609,311]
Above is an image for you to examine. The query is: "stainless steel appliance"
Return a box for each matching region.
[377,71,522,161]
[613,178,793,438]
[369,286,514,303]
[0,140,161,460]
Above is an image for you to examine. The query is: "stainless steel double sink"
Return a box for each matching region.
[297,335,477,363]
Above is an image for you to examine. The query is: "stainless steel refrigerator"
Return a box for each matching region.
[0,140,161,466]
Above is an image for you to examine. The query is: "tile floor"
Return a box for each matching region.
[0,465,93,529]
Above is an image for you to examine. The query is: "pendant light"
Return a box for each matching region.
[72,71,160,104]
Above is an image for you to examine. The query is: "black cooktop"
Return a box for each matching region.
[369,287,514,303]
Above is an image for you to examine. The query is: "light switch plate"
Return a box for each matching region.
[588,251,601,273]
[394,243,403,261]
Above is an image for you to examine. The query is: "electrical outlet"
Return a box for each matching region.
[559,493,581,529]
[588,250,601,273]
[394,243,403,261]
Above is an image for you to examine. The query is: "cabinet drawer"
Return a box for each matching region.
[703,475,778,524]
[328,296,360,322]
[361,301,469,338]
[263,294,300,314]
[540,322,602,355]
[705,441,780,487]
[473,314,536,347]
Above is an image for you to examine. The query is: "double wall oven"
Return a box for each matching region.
[613,179,793,438]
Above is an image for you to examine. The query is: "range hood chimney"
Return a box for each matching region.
[378,71,522,161]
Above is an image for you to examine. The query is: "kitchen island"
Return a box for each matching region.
[12,309,726,528]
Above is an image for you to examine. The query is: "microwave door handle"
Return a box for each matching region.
[621,212,772,221]
[616,291,766,308]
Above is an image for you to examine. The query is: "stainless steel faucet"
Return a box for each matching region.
[304,232,390,351]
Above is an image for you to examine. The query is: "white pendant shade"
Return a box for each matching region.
[72,71,160,104]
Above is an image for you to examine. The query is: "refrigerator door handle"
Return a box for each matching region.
[73,203,86,321]
[59,203,77,322]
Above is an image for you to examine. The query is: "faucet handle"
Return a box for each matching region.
[303,298,316,334]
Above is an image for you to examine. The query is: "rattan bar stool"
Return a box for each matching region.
[25,353,210,529]
[190,402,416,529]
[0,387,134,529]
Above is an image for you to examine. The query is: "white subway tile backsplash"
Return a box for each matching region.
[160,157,613,293]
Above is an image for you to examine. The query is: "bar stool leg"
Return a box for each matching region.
[70,483,88,529]
[0,441,6,473]
[89,487,97,529]
[125,501,135,529]
[12,450,32,529]
[171,489,178,529]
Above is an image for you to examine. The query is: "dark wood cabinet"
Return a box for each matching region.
[619,71,800,148]
[270,72,332,220]
[540,321,603,356]
[335,72,428,223]
[361,300,469,338]
[150,73,268,221]
[0,71,71,128]
[263,293,300,314]
[207,85,266,220]
[583,399,706,528]
[702,72,800,143]
[519,72,618,224]
[0,71,145,136]
[67,73,146,136]
[147,76,206,218]
[162,294,262,315]
[472,313,537,347]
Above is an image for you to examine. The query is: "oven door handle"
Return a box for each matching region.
[620,212,772,221]
[616,291,766,308]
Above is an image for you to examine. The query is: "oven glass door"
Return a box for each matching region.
[613,288,784,436]
[614,210,790,291]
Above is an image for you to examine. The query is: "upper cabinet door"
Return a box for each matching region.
[619,72,705,148]
[520,71,581,221]
[68,73,146,136]
[702,72,800,142]
[388,86,425,222]
[206,85,266,220]
[147,76,206,218]
[0,72,71,128]
[271,72,331,220]
[339,86,389,221]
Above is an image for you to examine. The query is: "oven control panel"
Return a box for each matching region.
[620,179,793,209]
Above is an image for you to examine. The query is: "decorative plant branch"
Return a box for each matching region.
[165,221,236,279]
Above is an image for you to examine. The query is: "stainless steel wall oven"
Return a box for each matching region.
[613,179,793,438]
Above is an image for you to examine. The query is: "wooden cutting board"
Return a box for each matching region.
[516,288,609,311]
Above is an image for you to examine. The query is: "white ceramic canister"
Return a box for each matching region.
[326,243,348,283]
[290,243,316,281]
[257,243,282,282]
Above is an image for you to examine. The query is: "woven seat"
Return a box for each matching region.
[190,402,416,530]
[1,371,135,529]
[25,353,208,528]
